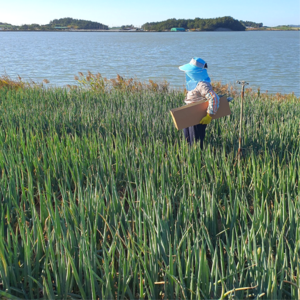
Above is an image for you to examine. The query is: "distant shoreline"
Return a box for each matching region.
[1,29,299,32]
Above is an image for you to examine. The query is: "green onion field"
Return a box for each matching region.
[0,75,299,299]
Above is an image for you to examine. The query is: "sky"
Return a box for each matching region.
[1,0,300,28]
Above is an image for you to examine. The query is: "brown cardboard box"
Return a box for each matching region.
[170,96,231,130]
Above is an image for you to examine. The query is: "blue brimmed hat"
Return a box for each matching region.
[179,57,208,72]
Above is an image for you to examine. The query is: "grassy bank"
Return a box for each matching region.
[0,75,299,299]
[246,27,300,31]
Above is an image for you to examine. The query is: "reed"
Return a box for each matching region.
[0,74,299,299]
[0,75,24,90]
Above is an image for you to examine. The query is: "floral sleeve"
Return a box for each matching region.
[205,90,220,115]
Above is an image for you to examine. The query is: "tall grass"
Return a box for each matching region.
[0,74,299,299]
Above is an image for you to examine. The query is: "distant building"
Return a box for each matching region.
[171,27,185,32]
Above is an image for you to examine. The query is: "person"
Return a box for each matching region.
[179,57,220,149]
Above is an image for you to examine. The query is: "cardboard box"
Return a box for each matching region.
[170,96,231,130]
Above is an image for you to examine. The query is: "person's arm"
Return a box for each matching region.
[205,90,220,116]
[199,84,220,124]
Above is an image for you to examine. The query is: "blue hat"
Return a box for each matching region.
[179,57,208,72]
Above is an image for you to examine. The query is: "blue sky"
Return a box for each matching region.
[1,0,299,27]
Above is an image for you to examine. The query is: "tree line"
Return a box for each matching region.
[49,18,108,30]
[142,16,246,31]
[8,18,108,31]
[240,20,263,28]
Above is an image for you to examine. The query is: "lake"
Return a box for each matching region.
[0,31,299,95]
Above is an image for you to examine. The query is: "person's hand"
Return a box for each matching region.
[200,114,212,125]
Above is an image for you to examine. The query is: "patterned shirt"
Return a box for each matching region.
[184,81,220,115]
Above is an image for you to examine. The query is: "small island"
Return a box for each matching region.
[0,18,108,31]
[143,16,246,31]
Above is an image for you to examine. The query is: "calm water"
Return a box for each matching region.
[0,31,299,95]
